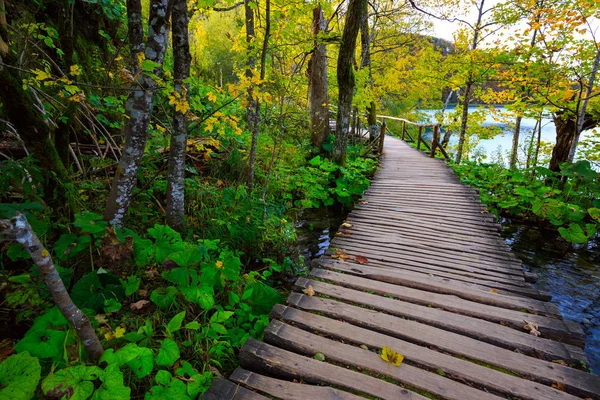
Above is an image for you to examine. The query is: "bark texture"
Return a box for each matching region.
[1,214,103,361]
[104,0,170,227]
[568,46,600,162]
[308,4,329,150]
[455,0,485,164]
[166,0,191,232]
[0,53,77,212]
[244,0,260,187]
[126,0,145,75]
[549,112,598,172]
[510,115,521,169]
[333,0,366,166]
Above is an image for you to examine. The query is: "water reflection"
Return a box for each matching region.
[503,222,600,373]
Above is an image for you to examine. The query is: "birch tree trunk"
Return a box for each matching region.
[510,115,522,169]
[333,0,366,166]
[166,0,191,232]
[308,3,329,150]
[104,0,170,227]
[1,214,103,361]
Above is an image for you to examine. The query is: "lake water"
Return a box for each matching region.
[419,106,596,164]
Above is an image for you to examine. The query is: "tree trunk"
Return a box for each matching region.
[455,0,485,164]
[166,0,191,232]
[440,89,454,148]
[333,0,366,166]
[547,112,600,172]
[568,46,600,162]
[308,4,329,150]
[510,115,521,169]
[104,0,170,227]
[0,54,78,213]
[455,81,472,164]
[126,0,145,76]
[1,214,103,361]
[244,0,260,188]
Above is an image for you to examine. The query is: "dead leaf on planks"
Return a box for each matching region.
[523,321,541,337]
[552,382,566,392]
[355,255,369,264]
[341,222,353,229]
[303,285,315,296]
[489,288,499,294]
[331,249,351,261]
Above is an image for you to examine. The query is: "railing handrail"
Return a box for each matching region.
[376,115,439,128]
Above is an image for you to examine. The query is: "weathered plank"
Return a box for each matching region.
[310,269,584,345]
[230,369,365,400]
[200,378,269,400]
[319,260,559,313]
[264,320,506,400]
[239,338,429,400]
[271,305,600,399]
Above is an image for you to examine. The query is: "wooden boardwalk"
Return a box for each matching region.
[203,136,600,400]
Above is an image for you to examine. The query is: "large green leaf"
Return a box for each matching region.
[70,271,125,312]
[0,352,41,400]
[150,286,178,309]
[166,311,186,335]
[126,347,154,379]
[14,327,66,359]
[74,212,107,236]
[54,234,91,260]
[90,364,130,400]
[147,225,184,263]
[156,339,180,366]
[42,365,103,400]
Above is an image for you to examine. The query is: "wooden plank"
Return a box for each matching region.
[264,320,506,400]
[200,378,269,400]
[310,268,585,348]
[230,369,365,400]
[338,226,521,263]
[321,255,549,301]
[294,277,585,351]
[239,338,429,400]
[318,260,561,316]
[272,305,600,399]
[331,236,526,277]
[285,294,599,398]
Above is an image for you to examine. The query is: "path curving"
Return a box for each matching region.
[202,136,599,400]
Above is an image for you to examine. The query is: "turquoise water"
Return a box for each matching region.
[503,223,599,373]
[419,106,596,163]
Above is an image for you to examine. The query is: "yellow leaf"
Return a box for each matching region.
[381,346,404,366]
[137,52,146,66]
[114,326,126,339]
[104,331,114,341]
[33,69,51,81]
[215,260,224,269]
[207,92,217,102]
[95,314,108,324]
[69,65,82,76]
[41,249,50,258]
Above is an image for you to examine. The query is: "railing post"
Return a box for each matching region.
[417,126,422,150]
[379,119,386,154]
[431,125,439,158]
[401,121,406,141]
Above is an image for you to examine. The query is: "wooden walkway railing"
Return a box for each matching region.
[202,136,599,400]
[377,114,451,160]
